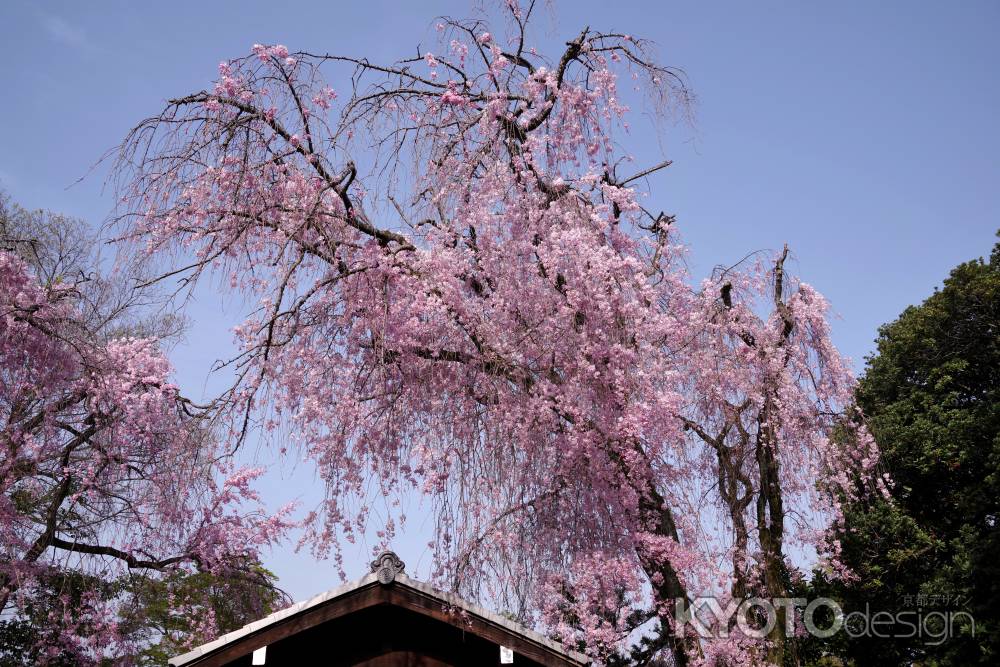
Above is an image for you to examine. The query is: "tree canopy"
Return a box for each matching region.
[807,236,1000,665]
[110,2,877,663]
[0,191,291,661]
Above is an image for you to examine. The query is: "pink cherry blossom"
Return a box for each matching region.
[113,6,877,664]
[0,246,290,659]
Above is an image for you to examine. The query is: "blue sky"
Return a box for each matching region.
[3,0,998,601]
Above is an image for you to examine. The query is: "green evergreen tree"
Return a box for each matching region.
[808,235,1000,665]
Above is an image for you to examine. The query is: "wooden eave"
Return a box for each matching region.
[169,572,589,667]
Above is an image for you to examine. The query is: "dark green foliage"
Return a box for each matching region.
[123,566,286,666]
[805,235,1000,665]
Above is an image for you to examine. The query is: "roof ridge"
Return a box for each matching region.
[169,568,589,666]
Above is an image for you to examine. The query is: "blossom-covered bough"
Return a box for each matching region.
[0,201,291,660]
[112,2,879,664]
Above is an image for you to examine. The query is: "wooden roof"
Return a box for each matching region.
[169,552,588,667]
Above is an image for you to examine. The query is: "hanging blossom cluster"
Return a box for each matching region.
[0,250,292,661]
[114,2,881,663]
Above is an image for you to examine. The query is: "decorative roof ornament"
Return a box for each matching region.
[370,550,405,584]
